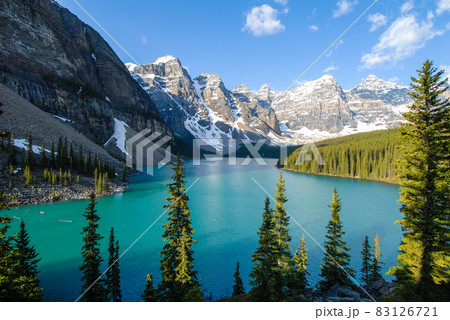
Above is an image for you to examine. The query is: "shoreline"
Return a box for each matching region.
[1,173,127,207]
[281,167,401,186]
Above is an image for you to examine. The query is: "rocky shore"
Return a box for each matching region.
[0,169,126,206]
[221,279,397,302]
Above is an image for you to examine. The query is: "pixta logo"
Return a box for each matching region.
[126,131,324,175]
[126,129,172,176]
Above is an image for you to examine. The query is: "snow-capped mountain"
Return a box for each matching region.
[126,56,281,147]
[127,56,412,146]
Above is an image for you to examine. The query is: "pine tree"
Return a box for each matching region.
[56,137,63,169]
[23,166,32,186]
[249,197,279,301]
[360,235,372,286]
[39,144,47,168]
[77,145,83,171]
[7,133,16,165]
[106,228,121,302]
[63,137,68,168]
[272,172,292,299]
[25,133,35,169]
[232,262,246,297]
[291,234,309,295]
[0,195,43,301]
[318,188,355,292]
[50,142,56,168]
[13,221,44,301]
[97,172,103,194]
[69,143,75,170]
[157,155,198,301]
[184,285,205,302]
[0,194,16,301]
[102,172,109,193]
[369,234,383,284]
[142,274,158,302]
[79,193,108,301]
[388,61,450,301]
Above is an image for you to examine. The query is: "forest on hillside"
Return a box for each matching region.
[283,129,402,183]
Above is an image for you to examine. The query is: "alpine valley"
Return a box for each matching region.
[0,0,414,159]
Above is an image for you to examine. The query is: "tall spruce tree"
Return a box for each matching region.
[232,262,246,297]
[106,228,121,302]
[272,172,293,299]
[291,234,309,295]
[50,142,56,168]
[56,137,63,169]
[388,61,450,301]
[0,194,16,301]
[249,197,279,301]
[79,193,108,301]
[318,188,355,292]
[142,274,157,302]
[157,155,198,301]
[0,195,43,301]
[360,236,372,286]
[7,133,16,165]
[39,144,48,168]
[369,234,383,284]
[14,221,43,301]
[25,133,35,169]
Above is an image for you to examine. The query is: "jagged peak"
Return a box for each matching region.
[233,84,251,93]
[354,74,405,90]
[153,55,178,65]
[257,84,271,92]
[125,62,137,72]
[318,74,337,82]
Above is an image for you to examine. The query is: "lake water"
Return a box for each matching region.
[7,159,402,301]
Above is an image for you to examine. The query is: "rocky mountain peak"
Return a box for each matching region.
[319,74,338,82]
[257,84,271,93]
[154,55,179,65]
[356,74,404,91]
[233,84,251,94]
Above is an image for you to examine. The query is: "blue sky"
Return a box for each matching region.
[56,0,450,91]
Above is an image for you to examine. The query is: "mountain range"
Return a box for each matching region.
[127,56,412,147]
[2,0,446,161]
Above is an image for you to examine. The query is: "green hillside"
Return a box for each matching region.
[283,129,402,183]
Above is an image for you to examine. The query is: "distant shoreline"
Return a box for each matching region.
[282,167,401,186]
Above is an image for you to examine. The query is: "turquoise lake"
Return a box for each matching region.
[7,159,402,301]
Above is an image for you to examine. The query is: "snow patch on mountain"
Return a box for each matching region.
[104,118,129,155]
[154,55,177,64]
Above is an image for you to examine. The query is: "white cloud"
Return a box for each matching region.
[243,5,286,36]
[401,0,414,14]
[388,76,399,83]
[141,36,148,45]
[368,13,387,31]
[361,14,444,69]
[323,65,339,73]
[274,0,288,5]
[333,0,358,18]
[309,25,319,32]
[437,0,450,14]
[441,65,450,82]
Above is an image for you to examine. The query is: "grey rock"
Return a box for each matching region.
[127,58,281,147]
[0,0,170,147]
[326,285,361,301]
